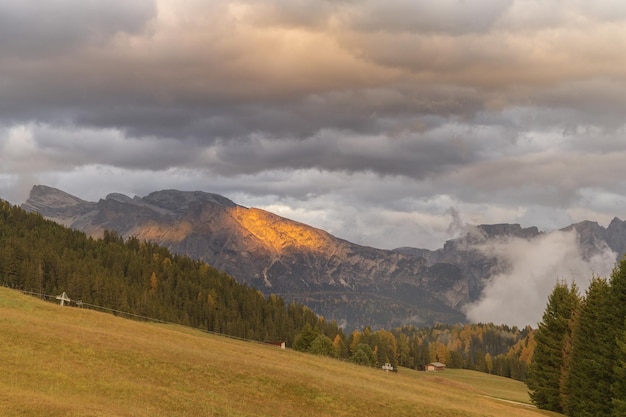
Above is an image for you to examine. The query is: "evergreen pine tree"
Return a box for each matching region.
[350,343,377,366]
[565,277,614,417]
[609,257,626,417]
[292,324,319,352]
[612,322,626,416]
[558,304,579,411]
[527,282,580,412]
[309,335,337,357]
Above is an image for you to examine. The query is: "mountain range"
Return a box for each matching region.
[22,185,626,330]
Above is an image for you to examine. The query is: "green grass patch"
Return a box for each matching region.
[0,287,562,417]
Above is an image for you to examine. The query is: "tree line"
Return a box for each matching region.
[293,320,534,380]
[527,259,626,416]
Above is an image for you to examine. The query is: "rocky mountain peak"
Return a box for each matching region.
[104,193,137,205]
[476,223,540,240]
[22,185,96,228]
[562,219,603,233]
[606,217,626,258]
[442,223,541,253]
[143,189,238,213]
[23,185,89,210]
[609,216,625,229]
[560,220,620,260]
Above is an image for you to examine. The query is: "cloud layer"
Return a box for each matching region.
[464,230,617,327]
[1,0,626,255]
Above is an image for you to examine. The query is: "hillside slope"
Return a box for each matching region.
[0,288,561,417]
[0,199,341,346]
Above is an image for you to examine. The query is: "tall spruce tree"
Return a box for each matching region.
[527,282,580,412]
[558,303,579,412]
[565,277,614,417]
[613,322,626,416]
[610,257,626,417]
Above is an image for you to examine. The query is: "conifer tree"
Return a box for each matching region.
[609,257,626,416]
[565,277,614,417]
[612,322,626,416]
[396,333,411,368]
[309,335,337,357]
[292,324,319,352]
[527,282,580,412]
[416,339,430,370]
[350,343,377,367]
[558,305,579,411]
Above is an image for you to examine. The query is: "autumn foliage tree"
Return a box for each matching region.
[343,322,533,378]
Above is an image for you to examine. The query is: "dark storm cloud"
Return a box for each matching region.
[0,0,511,143]
[249,0,514,35]
[1,0,626,255]
[3,0,624,154]
[209,131,477,178]
[339,0,513,35]
[30,124,193,170]
[0,0,156,57]
[30,81,485,147]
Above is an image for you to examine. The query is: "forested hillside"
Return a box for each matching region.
[1,200,533,380]
[0,200,342,345]
[527,261,626,416]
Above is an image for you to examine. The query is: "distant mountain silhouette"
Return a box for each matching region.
[23,185,626,330]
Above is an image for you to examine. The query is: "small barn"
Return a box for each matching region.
[425,362,446,372]
[266,341,286,349]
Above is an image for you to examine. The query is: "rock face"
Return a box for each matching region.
[22,185,626,330]
[394,223,543,301]
[21,185,97,229]
[562,219,626,260]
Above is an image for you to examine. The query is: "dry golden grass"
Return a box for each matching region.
[0,288,562,417]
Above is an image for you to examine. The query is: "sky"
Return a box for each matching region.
[2,0,626,253]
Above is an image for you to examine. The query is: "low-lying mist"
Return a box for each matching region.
[463,229,617,328]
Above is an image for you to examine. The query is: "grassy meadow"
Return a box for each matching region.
[429,368,533,405]
[0,287,563,417]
